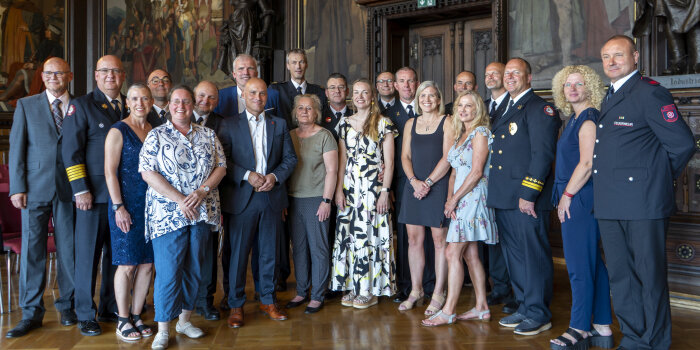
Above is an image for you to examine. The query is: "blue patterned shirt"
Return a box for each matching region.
[138,120,226,241]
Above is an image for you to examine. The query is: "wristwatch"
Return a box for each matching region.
[322,197,332,203]
[200,185,210,193]
[425,178,434,187]
[380,187,390,192]
[112,203,124,211]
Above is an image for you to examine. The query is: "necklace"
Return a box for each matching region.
[422,116,439,131]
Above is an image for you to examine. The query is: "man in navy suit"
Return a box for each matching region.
[444,71,477,115]
[321,72,353,140]
[62,55,127,336]
[594,35,695,350]
[386,67,436,303]
[215,53,279,118]
[376,71,396,114]
[218,78,297,328]
[6,57,77,338]
[145,69,172,127]
[192,81,225,321]
[489,58,560,336]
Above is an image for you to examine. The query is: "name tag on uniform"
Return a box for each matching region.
[614,121,633,127]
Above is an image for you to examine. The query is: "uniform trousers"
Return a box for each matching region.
[19,197,75,320]
[152,222,209,322]
[196,229,218,308]
[488,241,512,297]
[598,219,671,350]
[289,197,330,302]
[495,208,553,323]
[74,203,117,321]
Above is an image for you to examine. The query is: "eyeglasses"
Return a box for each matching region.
[149,77,172,85]
[564,82,585,88]
[376,79,394,84]
[171,99,192,106]
[42,71,70,77]
[96,68,125,75]
[327,85,346,91]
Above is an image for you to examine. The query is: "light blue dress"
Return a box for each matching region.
[445,126,497,244]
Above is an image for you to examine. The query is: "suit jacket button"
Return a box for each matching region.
[593,154,596,158]
[595,139,599,143]
[501,134,505,139]
[489,165,492,168]
[628,177,633,181]
[599,124,603,128]
[593,169,597,174]
[498,165,502,170]
[498,150,502,154]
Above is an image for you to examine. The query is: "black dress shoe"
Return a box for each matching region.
[392,292,408,303]
[502,301,519,314]
[6,319,42,338]
[96,312,118,323]
[78,320,102,336]
[325,290,342,299]
[286,296,309,309]
[196,304,221,321]
[305,301,324,314]
[60,309,78,326]
[219,297,230,311]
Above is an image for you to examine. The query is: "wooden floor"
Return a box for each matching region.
[0,258,699,349]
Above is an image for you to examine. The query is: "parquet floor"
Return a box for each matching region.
[0,258,698,349]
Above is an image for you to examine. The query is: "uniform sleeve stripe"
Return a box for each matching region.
[66,164,87,182]
[521,180,543,191]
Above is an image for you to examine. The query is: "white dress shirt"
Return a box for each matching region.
[611,70,638,92]
[504,88,532,114]
[291,80,308,94]
[193,110,208,125]
[490,91,508,112]
[243,110,268,180]
[236,87,246,114]
[46,90,70,116]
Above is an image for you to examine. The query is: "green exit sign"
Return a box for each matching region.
[417,0,436,9]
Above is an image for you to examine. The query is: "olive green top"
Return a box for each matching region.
[288,127,338,198]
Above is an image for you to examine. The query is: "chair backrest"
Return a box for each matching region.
[0,169,22,235]
[0,164,9,184]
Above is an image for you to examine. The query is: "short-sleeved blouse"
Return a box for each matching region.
[288,127,338,198]
[138,120,226,241]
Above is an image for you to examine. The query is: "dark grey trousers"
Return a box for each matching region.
[289,196,330,302]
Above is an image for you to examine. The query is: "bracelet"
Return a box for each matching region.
[408,176,417,182]
[380,187,390,192]
[563,191,574,198]
[321,197,331,203]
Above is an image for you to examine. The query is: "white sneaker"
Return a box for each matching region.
[151,331,169,349]
[175,321,204,339]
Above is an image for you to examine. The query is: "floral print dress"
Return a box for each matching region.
[330,116,398,297]
[446,126,498,244]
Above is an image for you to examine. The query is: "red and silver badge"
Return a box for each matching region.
[661,104,678,122]
[544,105,555,116]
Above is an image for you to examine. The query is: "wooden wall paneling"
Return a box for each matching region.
[463,17,492,99]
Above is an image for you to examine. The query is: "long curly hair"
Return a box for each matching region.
[551,65,605,116]
[450,90,489,141]
[349,78,383,141]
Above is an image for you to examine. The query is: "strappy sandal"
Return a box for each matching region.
[550,327,590,350]
[341,292,355,307]
[353,295,378,309]
[456,307,491,321]
[589,328,614,348]
[424,293,446,316]
[131,313,153,338]
[398,290,424,311]
[116,316,141,341]
[421,310,456,327]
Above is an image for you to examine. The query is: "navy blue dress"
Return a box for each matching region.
[552,108,612,331]
[108,121,154,265]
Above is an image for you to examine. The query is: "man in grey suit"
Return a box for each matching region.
[6,57,77,338]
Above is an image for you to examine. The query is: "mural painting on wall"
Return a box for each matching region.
[508,0,634,90]
[304,0,368,84]
[0,0,65,112]
[105,0,234,91]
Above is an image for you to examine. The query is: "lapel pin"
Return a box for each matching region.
[98,123,104,128]
[101,103,108,109]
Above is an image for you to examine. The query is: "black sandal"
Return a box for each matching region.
[550,327,590,350]
[590,328,614,348]
[116,316,141,341]
[131,313,154,338]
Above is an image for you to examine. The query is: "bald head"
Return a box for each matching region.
[42,57,73,97]
[147,69,172,107]
[94,55,125,98]
[194,81,219,116]
[484,62,506,95]
[243,78,268,116]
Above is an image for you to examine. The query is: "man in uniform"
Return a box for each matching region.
[445,70,477,115]
[192,80,225,321]
[376,71,396,113]
[594,35,695,350]
[62,54,127,336]
[146,69,172,127]
[216,53,279,118]
[6,57,77,338]
[321,72,353,140]
[488,57,560,336]
[386,67,436,303]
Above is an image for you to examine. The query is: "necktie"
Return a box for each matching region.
[386,103,391,110]
[605,86,615,101]
[112,99,122,116]
[407,105,415,118]
[506,99,514,114]
[335,112,342,120]
[196,116,203,125]
[296,86,302,95]
[51,99,63,133]
[159,109,166,120]
[489,100,498,121]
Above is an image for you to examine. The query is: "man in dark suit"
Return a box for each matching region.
[270,48,326,290]
[321,72,353,140]
[489,57,560,336]
[376,71,396,114]
[146,69,172,127]
[192,80,225,321]
[6,57,77,338]
[62,54,127,336]
[218,78,297,328]
[445,70,477,115]
[386,67,436,303]
[215,53,280,118]
[594,35,695,350]
[481,61,516,314]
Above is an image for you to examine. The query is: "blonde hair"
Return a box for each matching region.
[349,78,383,141]
[551,65,605,116]
[450,90,490,141]
[415,81,445,116]
[291,94,322,126]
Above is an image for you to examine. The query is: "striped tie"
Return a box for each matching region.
[52,99,63,133]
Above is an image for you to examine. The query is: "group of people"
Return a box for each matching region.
[6,34,695,350]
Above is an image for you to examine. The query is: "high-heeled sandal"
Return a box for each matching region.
[398,290,424,311]
[421,310,456,327]
[456,307,491,321]
[424,293,446,316]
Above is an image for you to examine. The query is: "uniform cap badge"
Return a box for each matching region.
[509,122,518,135]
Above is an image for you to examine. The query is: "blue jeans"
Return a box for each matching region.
[152,222,210,322]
